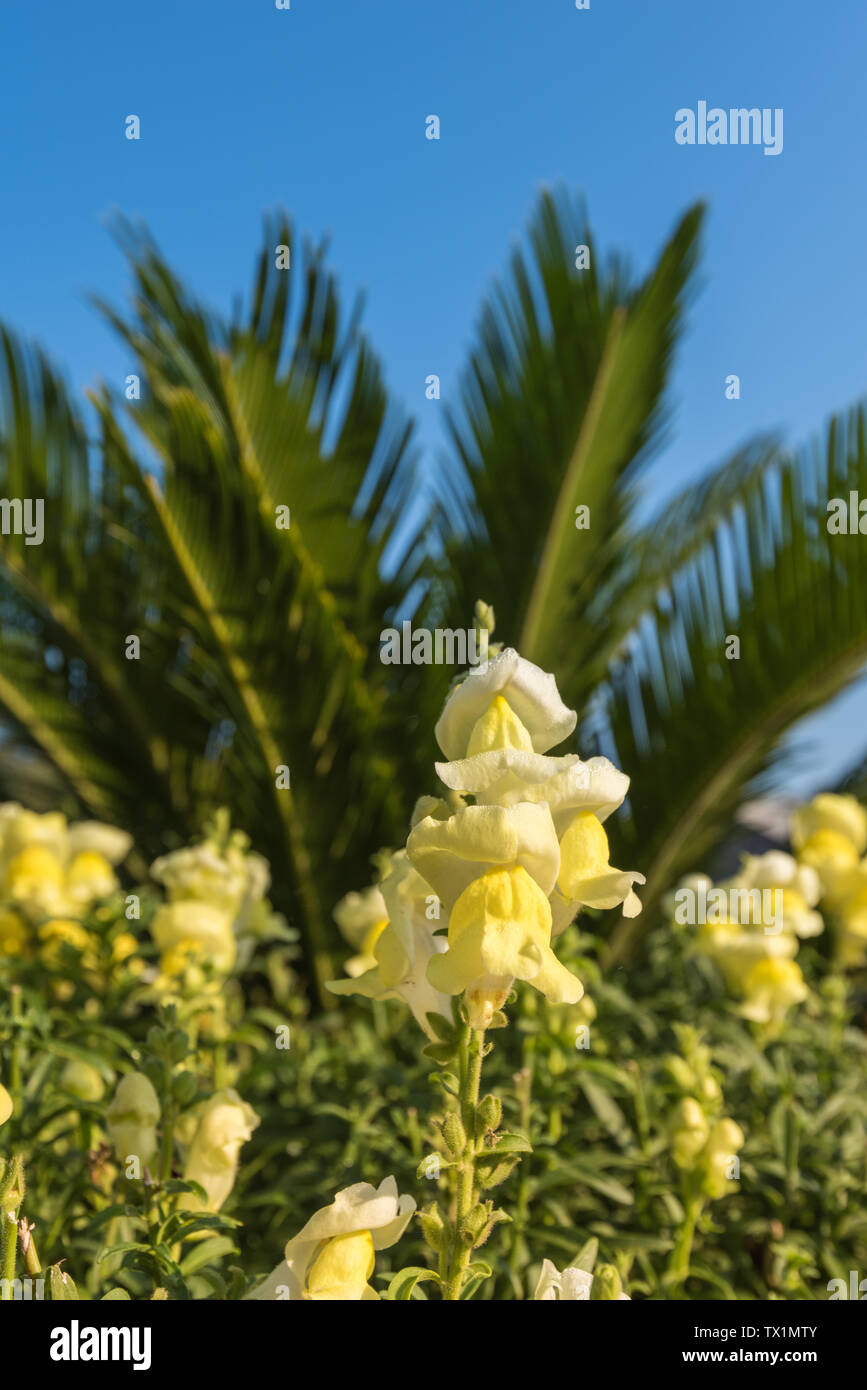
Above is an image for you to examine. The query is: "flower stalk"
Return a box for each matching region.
[443,1024,485,1300]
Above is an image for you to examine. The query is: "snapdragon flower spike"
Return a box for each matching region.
[432,656,643,932]
[246,1177,416,1301]
[409,646,644,1025]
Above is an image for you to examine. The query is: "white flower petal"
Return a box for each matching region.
[434,648,576,760]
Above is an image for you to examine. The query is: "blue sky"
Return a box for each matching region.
[1,0,865,795]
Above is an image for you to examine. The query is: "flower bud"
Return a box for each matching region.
[461,1202,490,1245]
[61,1059,106,1103]
[664,1056,695,1090]
[419,1203,448,1253]
[477,1094,502,1132]
[591,1264,623,1300]
[182,1089,260,1212]
[106,1072,160,1166]
[670,1097,710,1169]
[474,599,496,635]
[442,1112,466,1158]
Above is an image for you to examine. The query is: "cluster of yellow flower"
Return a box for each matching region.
[0,805,135,983]
[330,644,643,1032]
[148,824,270,986]
[665,1035,744,1202]
[673,791,867,1029]
[0,807,273,1229]
[0,802,273,1006]
[791,792,867,967]
[685,850,817,1029]
[103,1072,259,1213]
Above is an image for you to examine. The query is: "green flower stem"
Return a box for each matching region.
[508,1061,533,1279]
[0,1156,23,1300]
[670,1193,702,1285]
[159,1058,175,1183]
[443,1025,484,1301]
[9,986,23,1113]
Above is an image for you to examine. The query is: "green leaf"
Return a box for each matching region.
[460,1260,493,1300]
[385,1266,441,1301]
[179,1236,238,1275]
[49,1266,80,1300]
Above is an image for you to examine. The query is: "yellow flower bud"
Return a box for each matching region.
[61,1059,106,1103]
[671,1097,710,1169]
[106,1072,160,1166]
[182,1089,260,1213]
[111,932,138,965]
[0,1083,12,1127]
[702,1118,745,1198]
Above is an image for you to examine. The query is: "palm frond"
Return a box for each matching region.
[592,405,867,963]
[433,187,704,705]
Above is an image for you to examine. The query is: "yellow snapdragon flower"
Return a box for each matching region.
[427,865,583,1029]
[533,1259,630,1300]
[0,809,131,918]
[791,793,867,909]
[738,957,808,1028]
[434,648,577,760]
[246,1177,416,1301]
[150,900,237,975]
[182,1089,260,1213]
